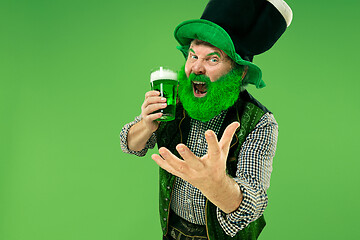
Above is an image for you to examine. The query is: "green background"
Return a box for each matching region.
[1,0,359,239]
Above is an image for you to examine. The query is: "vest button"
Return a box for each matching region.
[165,198,169,201]
[167,186,171,189]
[163,218,167,221]
[164,208,168,211]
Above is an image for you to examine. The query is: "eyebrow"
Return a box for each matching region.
[188,48,222,58]
[207,52,221,58]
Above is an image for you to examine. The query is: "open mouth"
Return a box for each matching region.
[192,81,208,98]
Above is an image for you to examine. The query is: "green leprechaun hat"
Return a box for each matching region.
[174,0,293,88]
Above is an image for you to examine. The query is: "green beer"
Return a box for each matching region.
[150,67,178,121]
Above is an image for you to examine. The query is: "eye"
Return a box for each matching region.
[191,55,198,60]
[210,58,219,63]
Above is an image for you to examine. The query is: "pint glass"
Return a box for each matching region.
[150,67,178,121]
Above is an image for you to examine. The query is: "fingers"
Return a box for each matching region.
[141,91,168,125]
[145,90,160,98]
[152,147,186,176]
[205,122,240,161]
[141,91,167,117]
[176,144,203,169]
[219,122,240,151]
[143,103,167,116]
[205,130,221,161]
[152,153,178,175]
[146,112,163,122]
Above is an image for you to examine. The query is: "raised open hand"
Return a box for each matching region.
[151,121,240,190]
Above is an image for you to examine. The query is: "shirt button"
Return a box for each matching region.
[187,199,191,203]
[189,215,193,219]
[198,139,201,144]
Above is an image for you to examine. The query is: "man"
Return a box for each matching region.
[120,0,292,239]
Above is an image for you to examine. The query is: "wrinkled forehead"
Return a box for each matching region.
[189,39,228,57]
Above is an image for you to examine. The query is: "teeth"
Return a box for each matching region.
[193,81,206,85]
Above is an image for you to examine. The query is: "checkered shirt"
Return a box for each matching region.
[120,111,278,237]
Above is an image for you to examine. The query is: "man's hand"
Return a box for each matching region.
[151,121,242,213]
[141,90,167,132]
[127,90,167,152]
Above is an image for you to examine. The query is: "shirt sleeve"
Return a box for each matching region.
[119,115,157,157]
[216,112,279,237]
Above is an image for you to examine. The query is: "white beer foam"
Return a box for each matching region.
[150,67,177,82]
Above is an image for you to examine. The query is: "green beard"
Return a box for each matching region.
[178,65,244,122]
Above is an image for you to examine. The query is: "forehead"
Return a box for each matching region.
[189,42,227,56]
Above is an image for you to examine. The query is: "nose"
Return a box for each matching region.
[191,60,205,75]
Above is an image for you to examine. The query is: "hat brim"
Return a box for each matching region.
[174,19,265,88]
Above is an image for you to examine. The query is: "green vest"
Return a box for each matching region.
[156,91,269,240]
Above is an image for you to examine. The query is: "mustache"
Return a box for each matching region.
[188,73,211,85]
